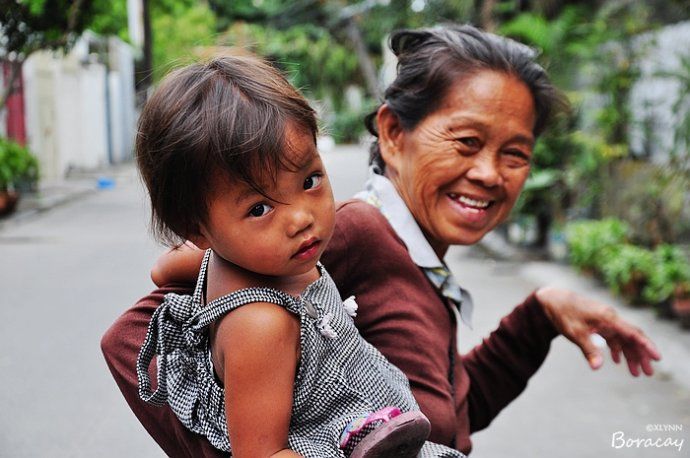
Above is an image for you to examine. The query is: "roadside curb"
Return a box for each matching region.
[0,187,96,229]
[0,163,137,231]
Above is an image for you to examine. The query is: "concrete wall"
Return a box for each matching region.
[22,33,136,181]
[108,36,137,165]
[629,21,690,163]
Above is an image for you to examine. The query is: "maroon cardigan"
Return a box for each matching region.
[101,200,558,456]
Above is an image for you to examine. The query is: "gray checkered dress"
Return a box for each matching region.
[137,250,465,457]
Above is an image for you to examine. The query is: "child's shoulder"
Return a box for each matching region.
[204,256,260,304]
[204,252,316,303]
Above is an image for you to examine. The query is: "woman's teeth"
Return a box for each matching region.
[449,193,491,209]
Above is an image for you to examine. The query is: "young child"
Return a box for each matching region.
[134,55,465,458]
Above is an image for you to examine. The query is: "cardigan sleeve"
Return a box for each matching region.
[461,292,559,433]
[101,284,226,457]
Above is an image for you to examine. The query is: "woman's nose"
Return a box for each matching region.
[287,207,315,237]
[465,151,502,187]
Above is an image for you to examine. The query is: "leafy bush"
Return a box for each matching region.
[0,137,39,192]
[599,244,655,299]
[328,107,369,144]
[643,245,690,304]
[565,218,630,271]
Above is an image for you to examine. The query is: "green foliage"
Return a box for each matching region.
[0,0,96,59]
[565,218,629,271]
[88,0,129,42]
[599,244,655,297]
[656,52,690,169]
[327,104,375,144]
[565,219,690,305]
[603,161,690,245]
[643,245,690,303]
[501,2,661,236]
[151,2,218,82]
[221,22,360,110]
[0,138,39,191]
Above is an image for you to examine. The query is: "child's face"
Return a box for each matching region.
[192,126,336,278]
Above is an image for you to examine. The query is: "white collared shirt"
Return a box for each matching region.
[354,167,474,335]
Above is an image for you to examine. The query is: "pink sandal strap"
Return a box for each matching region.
[339,406,402,448]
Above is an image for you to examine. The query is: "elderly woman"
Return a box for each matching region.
[102,24,660,456]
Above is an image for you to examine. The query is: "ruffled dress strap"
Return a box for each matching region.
[136,249,301,407]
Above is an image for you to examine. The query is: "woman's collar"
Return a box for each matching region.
[354,166,444,269]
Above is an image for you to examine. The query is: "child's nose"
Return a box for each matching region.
[287,207,315,237]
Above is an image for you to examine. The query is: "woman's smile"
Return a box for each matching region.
[445,192,495,225]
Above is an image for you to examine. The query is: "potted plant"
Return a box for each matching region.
[0,137,39,217]
[643,245,686,318]
[673,281,690,328]
[565,218,629,275]
[667,253,690,328]
[600,244,655,305]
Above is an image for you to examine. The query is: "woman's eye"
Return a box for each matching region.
[458,137,480,149]
[248,203,272,217]
[303,173,323,190]
[506,149,530,161]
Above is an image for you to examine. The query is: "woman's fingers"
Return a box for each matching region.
[640,352,655,376]
[609,341,622,364]
[574,329,604,370]
[598,315,661,377]
[626,356,641,377]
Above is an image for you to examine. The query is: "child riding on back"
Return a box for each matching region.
[134,54,465,458]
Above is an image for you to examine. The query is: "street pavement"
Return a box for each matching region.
[0,145,688,457]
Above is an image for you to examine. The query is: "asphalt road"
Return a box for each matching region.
[0,146,687,457]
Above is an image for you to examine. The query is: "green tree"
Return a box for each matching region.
[0,0,97,110]
[88,0,129,42]
[150,1,217,82]
[498,2,662,243]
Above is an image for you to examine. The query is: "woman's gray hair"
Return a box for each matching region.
[365,24,569,171]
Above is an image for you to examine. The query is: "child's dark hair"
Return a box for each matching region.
[136,55,318,246]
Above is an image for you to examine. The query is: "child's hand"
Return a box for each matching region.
[150,241,205,286]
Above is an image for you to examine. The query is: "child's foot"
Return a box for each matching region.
[340,407,431,458]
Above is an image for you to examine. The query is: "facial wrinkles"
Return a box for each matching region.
[407,122,460,236]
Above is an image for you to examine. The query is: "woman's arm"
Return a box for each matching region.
[213,301,302,458]
[150,241,205,286]
[462,287,661,433]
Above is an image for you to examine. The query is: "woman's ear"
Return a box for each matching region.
[376,104,405,175]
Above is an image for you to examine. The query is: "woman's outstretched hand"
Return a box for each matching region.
[535,287,662,377]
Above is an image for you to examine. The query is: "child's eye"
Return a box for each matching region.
[248,203,272,217]
[303,173,323,190]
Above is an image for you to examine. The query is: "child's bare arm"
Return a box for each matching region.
[215,302,302,458]
[150,242,205,286]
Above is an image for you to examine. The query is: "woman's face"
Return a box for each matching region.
[381,70,536,256]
